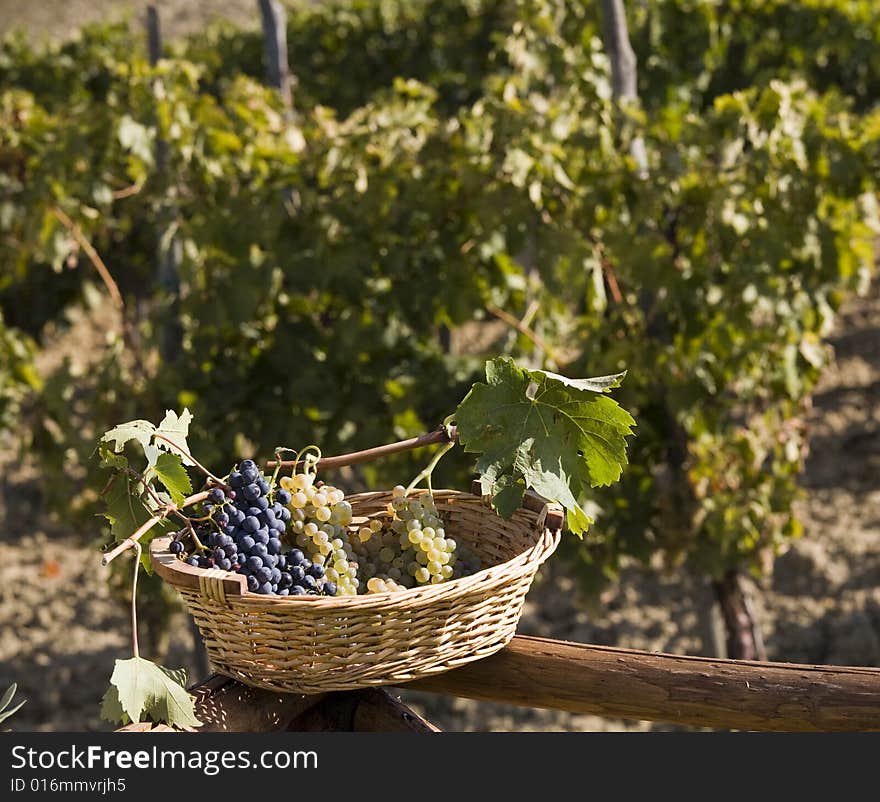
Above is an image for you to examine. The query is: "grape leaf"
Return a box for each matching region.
[98,446,128,471]
[101,476,173,572]
[153,452,192,506]
[106,657,201,730]
[99,685,129,726]
[535,369,626,393]
[155,408,195,466]
[144,443,161,468]
[101,419,155,453]
[102,476,152,541]
[454,357,635,535]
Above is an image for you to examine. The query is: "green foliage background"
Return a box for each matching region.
[1,0,878,592]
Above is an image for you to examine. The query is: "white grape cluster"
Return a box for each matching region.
[351,485,481,594]
[280,472,361,596]
[280,476,482,596]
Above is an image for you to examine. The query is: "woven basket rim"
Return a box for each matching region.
[151,488,560,609]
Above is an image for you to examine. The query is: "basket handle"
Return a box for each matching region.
[470,479,565,531]
[150,536,247,600]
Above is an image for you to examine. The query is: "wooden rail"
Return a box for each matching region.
[119,636,880,732]
[407,635,880,731]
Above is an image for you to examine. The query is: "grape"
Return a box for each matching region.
[239,535,255,551]
[276,488,291,505]
[242,516,260,533]
[229,471,244,489]
[290,586,306,596]
[257,582,274,595]
[218,558,232,571]
[242,483,261,502]
[170,540,184,555]
[307,563,325,579]
[246,575,259,592]
[208,487,226,504]
[323,582,338,597]
[288,549,305,565]
[246,556,263,572]
[253,530,269,545]
[267,538,282,555]
[290,565,305,583]
[379,547,395,563]
[186,556,199,566]
[301,575,317,591]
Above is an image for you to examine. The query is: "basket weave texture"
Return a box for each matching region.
[151,489,560,693]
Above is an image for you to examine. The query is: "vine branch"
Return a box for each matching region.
[101,490,209,566]
[152,434,230,489]
[266,426,458,470]
[485,303,559,366]
[51,206,124,309]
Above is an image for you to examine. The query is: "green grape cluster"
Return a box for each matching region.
[352,485,482,594]
[281,471,360,596]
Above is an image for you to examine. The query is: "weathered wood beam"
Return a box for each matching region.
[405,635,880,732]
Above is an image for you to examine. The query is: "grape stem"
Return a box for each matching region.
[152,434,231,489]
[266,425,458,470]
[405,441,455,496]
[131,541,141,660]
[101,490,210,566]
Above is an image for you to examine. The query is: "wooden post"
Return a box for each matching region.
[146,5,183,364]
[258,0,293,113]
[599,0,647,173]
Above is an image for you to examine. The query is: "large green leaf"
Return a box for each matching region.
[454,357,635,535]
[103,657,201,730]
[153,452,192,507]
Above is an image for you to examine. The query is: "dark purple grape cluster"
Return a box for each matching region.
[179,459,336,596]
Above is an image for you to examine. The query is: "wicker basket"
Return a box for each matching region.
[151,489,561,694]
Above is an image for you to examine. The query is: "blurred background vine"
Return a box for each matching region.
[1,0,878,661]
